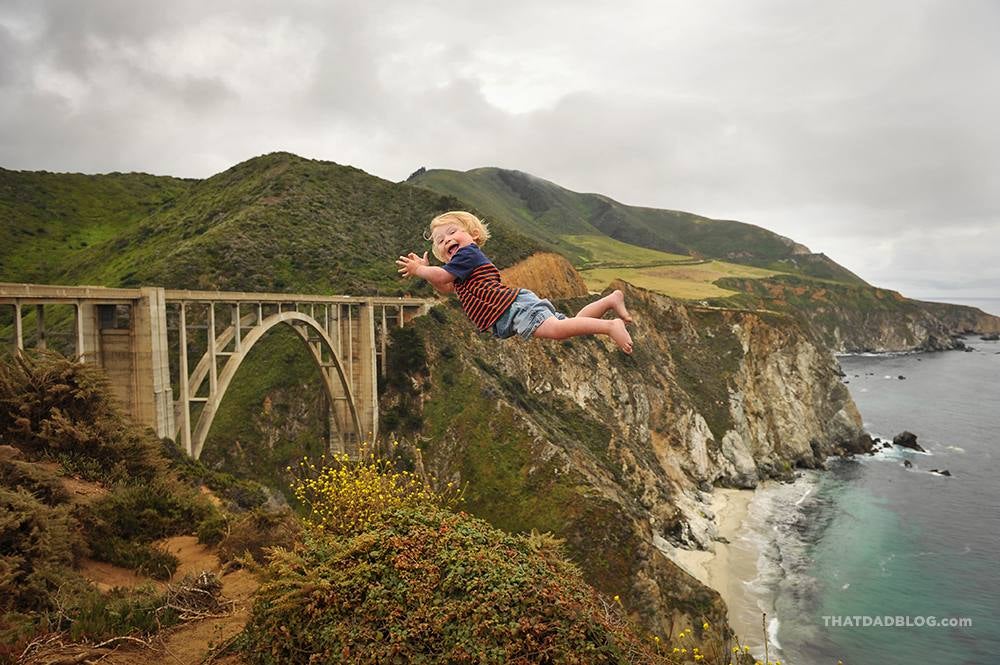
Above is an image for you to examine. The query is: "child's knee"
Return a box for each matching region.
[532,317,563,339]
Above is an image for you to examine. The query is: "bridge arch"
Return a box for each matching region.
[187,310,361,460]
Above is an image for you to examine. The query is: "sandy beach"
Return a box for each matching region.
[665,488,767,647]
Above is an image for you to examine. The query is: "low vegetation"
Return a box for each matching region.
[0,351,250,659]
[243,450,700,665]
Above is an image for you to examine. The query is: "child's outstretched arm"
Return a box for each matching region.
[396,252,456,293]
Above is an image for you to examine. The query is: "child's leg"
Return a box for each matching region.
[574,289,633,323]
[533,316,633,354]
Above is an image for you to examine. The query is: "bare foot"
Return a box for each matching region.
[609,289,634,323]
[609,319,633,354]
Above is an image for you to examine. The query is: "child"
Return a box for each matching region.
[396,211,634,354]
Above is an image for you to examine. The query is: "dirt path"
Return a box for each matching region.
[76,537,258,664]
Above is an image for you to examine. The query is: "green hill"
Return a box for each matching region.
[2,154,540,295]
[408,166,868,284]
[0,169,193,283]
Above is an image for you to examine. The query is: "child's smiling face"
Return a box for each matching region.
[431,223,476,261]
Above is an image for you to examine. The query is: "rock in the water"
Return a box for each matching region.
[882,442,892,449]
[981,333,999,341]
[898,375,906,380]
[930,468,952,477]
[893,431,925,452]
[903,460,913,468]
[839,433,875,456]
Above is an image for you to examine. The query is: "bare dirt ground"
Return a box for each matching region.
[96,537,258,665]
[25,472,260,664]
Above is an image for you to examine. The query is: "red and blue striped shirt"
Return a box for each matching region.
[443,244,519,332]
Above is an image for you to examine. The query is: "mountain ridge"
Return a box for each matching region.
[408,165,869,284]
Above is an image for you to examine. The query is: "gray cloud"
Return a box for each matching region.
[1,0,998,297]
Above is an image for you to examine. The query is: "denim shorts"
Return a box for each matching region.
[491,289,567,340]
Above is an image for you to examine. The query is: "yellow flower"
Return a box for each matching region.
[703,621,710,630]
[613,595,621,604]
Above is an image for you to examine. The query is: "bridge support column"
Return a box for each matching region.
[132,288,175,438]
[358,302,378,445]
[75,302,100,362]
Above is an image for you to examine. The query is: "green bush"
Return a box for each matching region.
[86,537,179,581]
[217,507,301,566]
[80,477,218,578]
[0,454,69,505]
[242,506,667,664]
[85,477,216,541]
[0,352,164,482]
[0,486,88,616]
[160,438,268,511]
[63,584,179,642]
[197,512,229,546]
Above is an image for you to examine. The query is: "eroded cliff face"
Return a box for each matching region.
[718,275,1000,352]
[381,266,868,638]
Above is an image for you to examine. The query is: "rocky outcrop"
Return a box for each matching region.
[381,279,866,638]
[500,252,590,299]
[716,275,1000,352]
[893,431,925,452]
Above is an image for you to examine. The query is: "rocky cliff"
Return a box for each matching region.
[717,275,1000,352]
[381,256,870,638]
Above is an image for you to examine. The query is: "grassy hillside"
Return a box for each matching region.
[2,153,541,295]
[0,168,193,283]
[409,166,868,284]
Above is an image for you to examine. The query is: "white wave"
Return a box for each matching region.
[945,445,966,453]
[767,616,782,650]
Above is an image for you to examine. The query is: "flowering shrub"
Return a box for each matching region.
[242,506,670,664]
[243,449,762,664]
[287,446,463,536]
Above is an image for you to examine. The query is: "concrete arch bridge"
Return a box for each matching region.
[0,283,433,459]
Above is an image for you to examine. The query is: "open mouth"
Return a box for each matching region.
[446,242,459,258]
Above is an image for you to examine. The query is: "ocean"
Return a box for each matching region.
[734,337,1000,665]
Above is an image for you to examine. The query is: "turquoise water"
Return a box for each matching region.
[750,339,1000,665]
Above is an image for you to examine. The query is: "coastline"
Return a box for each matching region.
[666,488,768,648]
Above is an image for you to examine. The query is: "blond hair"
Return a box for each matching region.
[426,211,491,262]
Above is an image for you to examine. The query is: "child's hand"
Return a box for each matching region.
[396,252,429,278]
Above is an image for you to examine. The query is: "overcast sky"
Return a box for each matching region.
[2,1,998,300]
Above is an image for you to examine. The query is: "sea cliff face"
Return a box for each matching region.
[381,257,869,637]
[717,275,1000,353]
